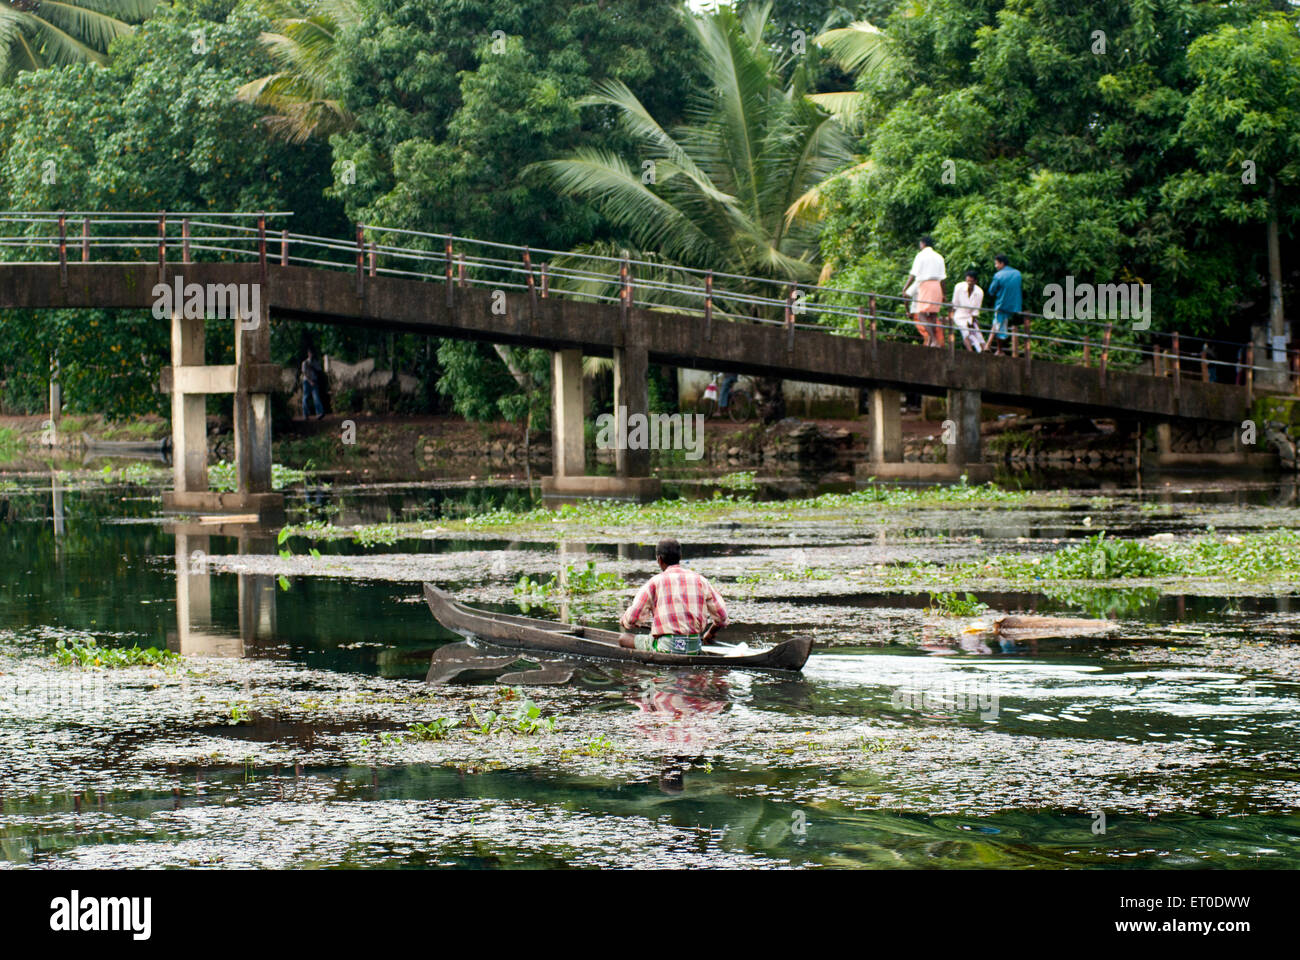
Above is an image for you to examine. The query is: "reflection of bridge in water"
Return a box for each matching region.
[167,520,277,658]
[2,211,1283,519]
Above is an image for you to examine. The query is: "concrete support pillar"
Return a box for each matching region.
[613,344,650,477]
[946,388,983,466]
[551,349,585,477]
[1156,422,1173,456]
[235,392,273,494]
[234,309,273,495]
[171,311,208,493]
[869,388,902,463]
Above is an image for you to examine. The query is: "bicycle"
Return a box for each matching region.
[695,373,756,422]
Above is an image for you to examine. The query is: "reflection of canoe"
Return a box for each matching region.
[423,583,812,672]
[81,433,171,460]
[992,615,1117,642]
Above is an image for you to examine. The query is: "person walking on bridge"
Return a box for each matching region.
[903,237,946,347]
[950,270,986,352]
[986,255,1023,356]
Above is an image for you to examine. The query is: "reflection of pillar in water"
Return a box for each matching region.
[557,541,587,623]
[173,531,228,655]
[51,471,65,537]
[237,533,278,645]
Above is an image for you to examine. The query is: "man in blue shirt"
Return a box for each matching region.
[986,255,1023,356]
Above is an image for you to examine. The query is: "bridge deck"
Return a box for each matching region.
[0,261,1254,423]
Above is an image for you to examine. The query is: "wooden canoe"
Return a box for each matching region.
[423,583,812,672]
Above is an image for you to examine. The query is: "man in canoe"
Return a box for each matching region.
[618,538,729,655]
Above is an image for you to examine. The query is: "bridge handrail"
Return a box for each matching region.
[0,210,1292,385]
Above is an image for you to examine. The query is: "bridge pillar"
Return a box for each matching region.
[868,388,902,464]
[551,349,585,477]
[170,311,209,495]
[613,344,651,478]
[540,344,661,501]
[946,388,983,467]
[161,289,284,523]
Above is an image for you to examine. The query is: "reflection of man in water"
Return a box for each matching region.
[629,670,730,755]
[619,538,728,655]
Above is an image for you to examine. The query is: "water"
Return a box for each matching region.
[2,473,1299,868]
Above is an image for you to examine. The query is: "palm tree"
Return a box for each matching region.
[0,0,155,81]
[531,1,853,319]
[235,0,358,143]
[807,19,894,131]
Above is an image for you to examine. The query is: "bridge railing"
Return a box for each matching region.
[1,211,1294,397]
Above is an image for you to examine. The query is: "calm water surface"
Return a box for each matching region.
[1,474,1298,868]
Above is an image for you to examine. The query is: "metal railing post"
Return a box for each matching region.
[81,218,89,263]
[182,218,191,263]
[1246,343,1254,404]
[258,211,267,284]
[445,239,454,308]
[523,246,537,318]
[58,212,66,286]
[355,224,364,297]
[704,271,713,341]
[620,253,631,326]
[280,229,288,267]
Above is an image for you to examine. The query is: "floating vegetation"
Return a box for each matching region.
[985,530,1300,583]
[99,463,157,486]
[514,561,626,601]
[53,636,180,669]
[716,470,757,490]
[208,461,309,492]
[406,718,462,741]
[925,592,989,617]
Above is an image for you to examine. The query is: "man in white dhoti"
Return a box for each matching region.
[950,270,985,353]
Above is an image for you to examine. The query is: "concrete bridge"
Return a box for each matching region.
[0,212,1274,517]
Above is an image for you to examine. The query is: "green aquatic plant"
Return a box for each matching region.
[406,718,461,741]
[716,470,757,491]
[1012,533,1180,580]
[513,561,626,601]
[227,701,252,725]
[208,461,309,492]
[925,592,989,617]
[53,636,180,669]
[99,462,157,485]
[470,699,559,736]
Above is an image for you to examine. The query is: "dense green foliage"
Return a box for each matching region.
[0,0,1295,422]
[816,0,1299,355]
[0,0,340,416]
[0,0,155,81]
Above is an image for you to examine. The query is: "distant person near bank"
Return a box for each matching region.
[950,270,986,352]
[301,348,325,420]
[986,255,1023,356]
[619,538,729,655]
[903,236,947,347]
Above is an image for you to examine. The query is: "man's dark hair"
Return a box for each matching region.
[965,270,978,280]
[919,235,933,248]
[994,255,1008,266]
[656,538,682,566]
